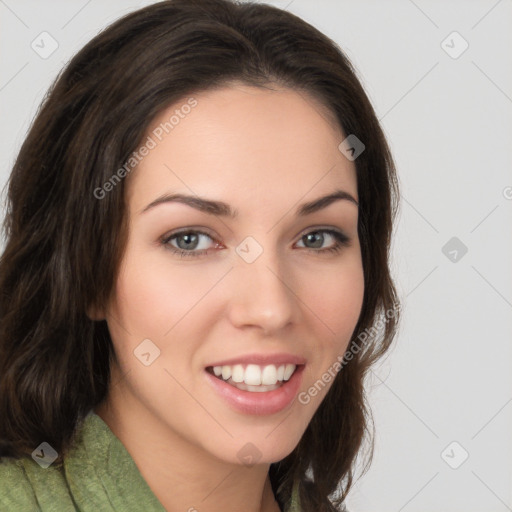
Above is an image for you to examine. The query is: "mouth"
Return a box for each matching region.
[205,363,302,392]
[203,363,306,415]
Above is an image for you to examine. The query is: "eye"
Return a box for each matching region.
[296,229,350,255]
[160,228,350,258]
[161,229,218,258]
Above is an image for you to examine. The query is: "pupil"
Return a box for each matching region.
[179,233,198,250]
[306,232,323,248]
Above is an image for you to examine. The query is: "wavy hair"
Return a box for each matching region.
[0,1,401,510]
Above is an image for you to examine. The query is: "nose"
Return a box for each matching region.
[227,243,297,335]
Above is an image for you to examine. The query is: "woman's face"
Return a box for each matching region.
[101,84,364,465]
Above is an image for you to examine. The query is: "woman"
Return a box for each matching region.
[0,0,400,510]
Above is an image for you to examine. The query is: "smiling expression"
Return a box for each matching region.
[98,82,365,464]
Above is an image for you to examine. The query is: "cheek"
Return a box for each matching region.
[300,256,364,343]
[112,247,221,336]
[106,248,215,386]
[295,259,364,412]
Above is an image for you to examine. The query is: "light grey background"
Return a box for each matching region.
[1,1,511,510]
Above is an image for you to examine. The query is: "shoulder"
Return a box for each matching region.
[0,414,100,512]
[0,456,40,510]
[0,453,75,511]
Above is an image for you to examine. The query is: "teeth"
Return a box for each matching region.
[221,366,231,380]
[212,363,297,386]
[283,364,295,381]
[232,364,245,383]
[261,364,277,385]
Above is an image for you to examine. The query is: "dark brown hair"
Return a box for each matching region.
[0,1,400,510]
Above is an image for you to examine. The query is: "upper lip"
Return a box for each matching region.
[205,353,307,368]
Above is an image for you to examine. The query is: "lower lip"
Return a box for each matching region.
[204,365,305,415]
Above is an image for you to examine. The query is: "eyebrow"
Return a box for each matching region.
[140,189,358,217]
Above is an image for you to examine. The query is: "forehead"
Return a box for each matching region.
[127,84,357,212]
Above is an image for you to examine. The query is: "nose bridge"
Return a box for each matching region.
[229,233,296,332]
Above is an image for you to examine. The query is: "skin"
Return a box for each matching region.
[92,83,364,512]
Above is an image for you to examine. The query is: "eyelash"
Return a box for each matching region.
[160,228,350,258]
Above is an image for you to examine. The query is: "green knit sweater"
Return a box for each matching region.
[0,411,301,511]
